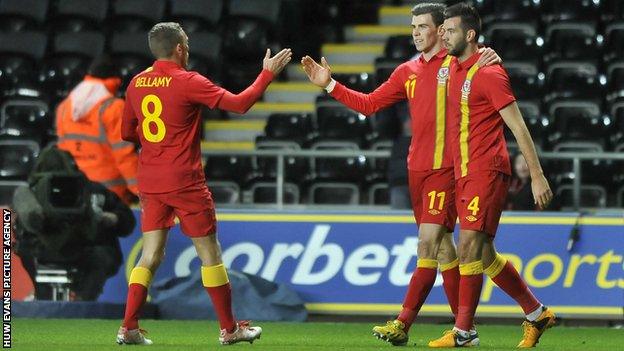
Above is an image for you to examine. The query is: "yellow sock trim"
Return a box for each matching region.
[459,261,483,275]
[484,253,507,278]
[128,267,153,287]
[201,264,230,287]
[439,258,459,272]
[417,258,439,269]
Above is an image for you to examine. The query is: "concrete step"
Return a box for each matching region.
[379,6,412,26]
[345,25,411,42]
[321,43,384,65]
[201,140,255,151]
[287,63,375,81]
[203,120,265,141]
[264,82,323,103]
[228,102,315,119]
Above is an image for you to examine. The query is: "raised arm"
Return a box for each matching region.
[301,56,405,116]
[500,102,553,210]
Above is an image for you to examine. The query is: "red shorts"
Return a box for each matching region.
[408,167,457,232]
[456,171,510,237]
[139,183,217,237]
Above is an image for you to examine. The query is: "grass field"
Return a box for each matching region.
[11,318,622,350]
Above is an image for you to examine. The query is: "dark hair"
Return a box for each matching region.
[88,55,120,79]
[148,22,185,58]
[444,2,481,40]
[411,3,446,27]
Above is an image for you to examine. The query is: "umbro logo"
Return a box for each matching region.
[429,209,441,215]
[465,215,477,222]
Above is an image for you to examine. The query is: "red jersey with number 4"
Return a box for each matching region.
[122,60,226,193]
[447,52,515,180]
[330,49,454,171]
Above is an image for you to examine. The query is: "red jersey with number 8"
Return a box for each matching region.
[122,60,226,193]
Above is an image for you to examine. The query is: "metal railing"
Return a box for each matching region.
[202,149,624,210]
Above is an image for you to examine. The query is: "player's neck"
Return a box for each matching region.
[157,57,183,67]
[421,42,444,61]
[458,43,478,63]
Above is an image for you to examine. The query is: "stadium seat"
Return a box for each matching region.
[375,58,402,86]
[504,61,543,99]
[0,0,48,32]
[0,139,40,180]
[223,18,271,61]
[333,72,375,93]
[111,0,165,33]
[0,180,27,206]
[602,0,624,21]
[541,0,601,22]
[545,61,603,102]
[479,0,539,24]
[308,182,360,205]
[384,35,417,61]
[607,61,624,98]
[207,180,240,204]
[368,140,392,182]
[0,32,47,90]
[315,101,372,147]
[368,182,389,206]
[556,185,607,209]
[547,100,608,144]
[604,22,624,63]
[505,100,547,147]
[186,31,222,80]
[51,0,109,32]
[485,23,542,62]
[170,0,223,32]
[222,62,264,94]
[41,32,106,99]
[310,141,368,183]
[110,32,153,88]
[204,155,254,185]
[259,113,315,146]
[544,23,599,62]
[246,181,300,204]
[229,0,282,25]
[0,99,51,145]
[618,185,624,207]
[254,140,309,181]
[608,100,624,147]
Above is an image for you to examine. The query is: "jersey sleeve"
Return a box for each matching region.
[330,64,407,116]
[185,73,227,109]
[480,66,516,111]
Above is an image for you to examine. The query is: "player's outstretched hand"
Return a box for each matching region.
[477,47,502,67]
[531,173,553,210]
[263,48,292,75]
[301,56,332,88]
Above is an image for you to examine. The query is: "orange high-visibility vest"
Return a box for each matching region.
[56,77,138,203]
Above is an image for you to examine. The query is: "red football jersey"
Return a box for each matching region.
[447,52,515,180]
[330,49,454,171]
[122,60,225,193]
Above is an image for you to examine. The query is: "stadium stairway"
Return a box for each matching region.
[201,5,411,152]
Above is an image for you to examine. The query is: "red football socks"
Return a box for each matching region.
[440,259,460,319]
[398,259,438,331]
[123,267,153,330]
[488,258,541,314]
[205,283,236,332]
[456,261,483,332]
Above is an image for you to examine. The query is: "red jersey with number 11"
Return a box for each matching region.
[122,60,227,193]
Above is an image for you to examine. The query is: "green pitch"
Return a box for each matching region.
[12,318,621,350]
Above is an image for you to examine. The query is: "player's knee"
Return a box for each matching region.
[436,244,457,263]
[139,249,165,270]
[457,239,480,263]
[417,238,438,259]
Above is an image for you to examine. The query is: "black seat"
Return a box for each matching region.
[260,113,315,145]
[602,0,624,21]
[333,72,375,93]
[0,140,40,180]
[504,61,543,99]
[316,102,372,147]
[547,100,608,144]
[308,182,360,205]
[247,181,300,204]
[222,62,264,94]
[223,18,271,61]
[0,180,27,206]
[187,31,222,80]
[111,32,153,88]
[254,141,309,182]
[51,0,109,32]
[480,0,539,24]
[111,0,165,33]
[556,185,607,209]
[507,100,547,147]
[0,99,51,145]
[204,155,254,185]
[608,100,624,147]
[607,61,624,98]
[311,141,368,183]
[544,23,599,62]
[207,181,240,204]
[229,0,282,25]
[541,0,601,22]
[368,182,389,206]
[170,0,223,33]
[375,58,402,86]
[385,35,417,61]
[0,32,47,90]
[545,61,603,102]
[41,32,106,99]
[485,23,541,62]
[0,0,48,32]
[604,22,624,63]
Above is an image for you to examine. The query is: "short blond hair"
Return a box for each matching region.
[148,22,185,58]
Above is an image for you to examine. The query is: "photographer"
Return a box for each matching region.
[13,145,135,301]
